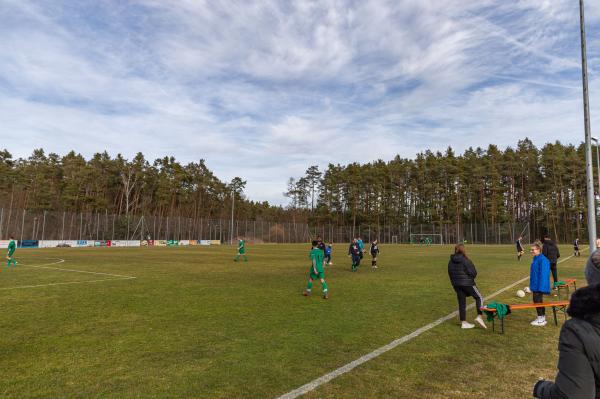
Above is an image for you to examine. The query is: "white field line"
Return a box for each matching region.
[18,258,135,279]
[2,257,136,290]
[277,251,582,399]
[0,277,136,291]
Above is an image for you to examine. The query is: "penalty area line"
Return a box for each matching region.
[18,259,135,279]
[276,251,582,399]
[0,276,136,291]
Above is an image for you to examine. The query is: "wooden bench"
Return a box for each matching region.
[482,301,570,334]
[554,279,577,296]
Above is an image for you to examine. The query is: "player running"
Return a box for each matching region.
[303,240,329,299]
[325,244,332,265]
[573,238,580,257]
[349,238,361,272]
[370,239,379,269]
[516,236,524,261]
[6,236,17,267]
[234,238,248,262]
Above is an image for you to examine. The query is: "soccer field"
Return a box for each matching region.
[0,244,587,398]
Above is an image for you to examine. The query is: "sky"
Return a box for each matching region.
[1,1,600,205]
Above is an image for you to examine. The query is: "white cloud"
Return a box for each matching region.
[0,0,599,205]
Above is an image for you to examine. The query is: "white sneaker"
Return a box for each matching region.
[531,318,547,327]
[475,315,487,329]
[461,321,475,329]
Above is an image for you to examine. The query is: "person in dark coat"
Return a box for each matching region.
[542,235,560,286]
[533,250,600,398]
[448,244,486,329]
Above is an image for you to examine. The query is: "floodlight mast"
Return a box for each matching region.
[580,0,597,251]
[592,137,600,210]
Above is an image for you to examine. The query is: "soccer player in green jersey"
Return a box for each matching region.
[234,238,248,262]
[6,236,17,267]
[303,240,329,299]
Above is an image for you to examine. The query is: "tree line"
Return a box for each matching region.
[0,149,287,222]
[286,138,593,243]
[1,138,595,244]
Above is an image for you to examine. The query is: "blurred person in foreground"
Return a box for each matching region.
[533,249,600,398]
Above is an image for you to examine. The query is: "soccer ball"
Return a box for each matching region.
[516,290,526,298]
[523,286,531,294]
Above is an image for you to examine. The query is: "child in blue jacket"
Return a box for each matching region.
[529,242,551,326]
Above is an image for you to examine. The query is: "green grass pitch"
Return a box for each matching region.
[0,244,587,398]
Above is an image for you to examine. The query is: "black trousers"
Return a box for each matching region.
[533,292,545,316]
[453,285,484,321]
[550,263,558,283]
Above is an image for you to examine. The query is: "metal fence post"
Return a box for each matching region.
[20,209,26,243]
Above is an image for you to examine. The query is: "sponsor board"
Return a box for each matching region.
[188,240,198,246]
[210,240,221,245]
[155,240,167,247]
[179,240,190,246]
[107,240,140,247]
[199,240,211,246]
[141,240,154,246]
[0,240,10,248]
[39,240,78,248]
[167,240,179,247]
[19,240,39,248]
[94,240,109,247]
[77,240,94,247]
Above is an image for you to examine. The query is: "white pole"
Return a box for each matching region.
[230,189,235,245]
[581,0,597,251]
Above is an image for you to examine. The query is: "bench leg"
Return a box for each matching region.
[552,306,558,326]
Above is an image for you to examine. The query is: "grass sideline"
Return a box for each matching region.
[0,244,587,398]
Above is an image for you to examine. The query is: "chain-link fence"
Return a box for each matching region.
[0,208,581,245]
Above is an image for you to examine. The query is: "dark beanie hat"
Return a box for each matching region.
[586,250,600,285]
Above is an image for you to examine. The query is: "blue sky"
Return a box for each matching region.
[1,1,600,205]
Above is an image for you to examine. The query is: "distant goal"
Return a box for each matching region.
[409,233,443,245]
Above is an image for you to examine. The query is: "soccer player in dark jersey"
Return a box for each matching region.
[573,238,580,257]
[325,244,332,265]
[315,236,326,253]
[348,238,361,272]
[370,239,380,269]
[516,236,524,261]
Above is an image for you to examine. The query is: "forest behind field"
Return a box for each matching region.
[0,138,593,242]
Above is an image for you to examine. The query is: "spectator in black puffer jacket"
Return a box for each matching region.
[448,244,487,330]
[533,250,600,399]
[542,235,561,285]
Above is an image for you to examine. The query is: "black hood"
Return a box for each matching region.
[568,283,600,323]
[586,250,600,286]
[450,253,465,263]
